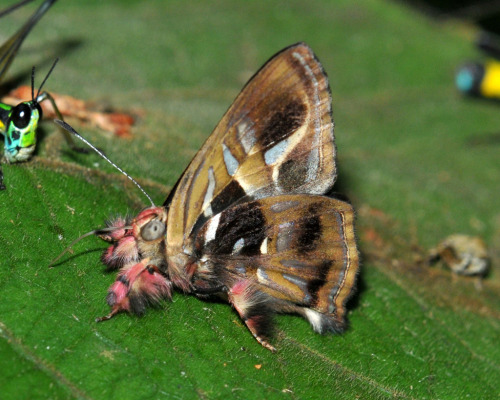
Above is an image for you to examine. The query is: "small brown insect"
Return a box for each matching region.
[429,234,489,277]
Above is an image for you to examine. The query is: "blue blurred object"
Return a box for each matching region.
[455,33,500,100]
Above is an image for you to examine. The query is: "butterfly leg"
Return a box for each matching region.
[227,279,276,352]
[101,234,138,270]
[98,216,138,270]
[96,259,172,322]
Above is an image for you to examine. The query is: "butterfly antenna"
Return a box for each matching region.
[54,119,156,207]
[48,226,132,267]
[36,57,59,99]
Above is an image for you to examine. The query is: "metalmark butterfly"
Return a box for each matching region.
[56,43,359,351]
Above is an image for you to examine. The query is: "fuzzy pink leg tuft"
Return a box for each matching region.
[98,260,172,321]
[101,236,138,270]
[99,217,129,242]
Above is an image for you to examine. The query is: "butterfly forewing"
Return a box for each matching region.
[193,195,358,323]
[166,43,336,253]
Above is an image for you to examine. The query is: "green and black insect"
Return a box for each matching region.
[0,0,86,190]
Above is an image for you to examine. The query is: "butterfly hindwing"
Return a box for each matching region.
[166,43,336,253]
[192,195,358,327]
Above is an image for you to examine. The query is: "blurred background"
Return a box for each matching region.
[0,1,498,399]
[404,0,500,34]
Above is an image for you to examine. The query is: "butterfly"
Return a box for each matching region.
[57,42,359,351]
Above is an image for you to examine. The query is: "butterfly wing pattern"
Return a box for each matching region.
[97,43,359,351]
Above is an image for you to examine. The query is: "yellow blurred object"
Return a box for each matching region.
[480,60,500,97]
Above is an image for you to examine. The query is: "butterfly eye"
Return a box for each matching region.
[11,103,33,130]
[141,220,166,241]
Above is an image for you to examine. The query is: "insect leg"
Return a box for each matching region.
[227,279,276,352]
[37,91,89,153]
[97,259,172,322]
[193,284,227,295]
[101,234,138,271]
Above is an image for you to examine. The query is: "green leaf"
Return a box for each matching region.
[1,0,498,399]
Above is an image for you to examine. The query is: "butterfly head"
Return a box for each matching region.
[98,206,168,271]
[132,207,167,243]
[48,121,164,269]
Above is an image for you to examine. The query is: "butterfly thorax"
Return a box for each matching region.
[101,206,195,287]
[1,101,41,162]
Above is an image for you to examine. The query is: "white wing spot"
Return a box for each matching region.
[205,213,221,243]
[260,237,268,254]
[237,120,257,153]
[256,268,269,283]
[222,143,239,176]
[202,167,216,217]
[264,137,290,165]
[232,238,245,254]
